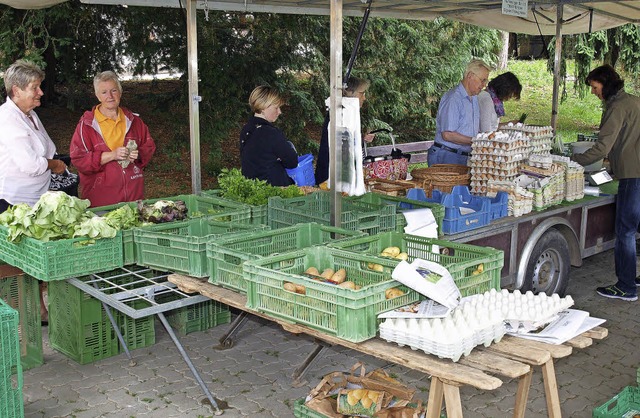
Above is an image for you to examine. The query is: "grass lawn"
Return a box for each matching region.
[499,60,603,144]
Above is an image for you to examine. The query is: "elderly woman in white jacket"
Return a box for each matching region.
[0,59,66,213]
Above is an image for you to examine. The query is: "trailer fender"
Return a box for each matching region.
[516,217,581,290]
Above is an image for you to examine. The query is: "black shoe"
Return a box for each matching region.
[596,285,638,301]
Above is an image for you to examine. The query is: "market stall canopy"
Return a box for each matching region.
[1,0,67,8]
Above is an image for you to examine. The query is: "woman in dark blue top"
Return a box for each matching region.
[240,86,298,186]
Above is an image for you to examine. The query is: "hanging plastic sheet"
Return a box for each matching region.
[326,97,366,196]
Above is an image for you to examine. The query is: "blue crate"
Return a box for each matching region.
[286,154,315,186]
[439,186,490,234]
[488,191,509,221]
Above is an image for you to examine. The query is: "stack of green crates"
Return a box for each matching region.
[268,191,396,235]
[347,192,445,236]
[244,246,419,342]
[328,231,503,297]
[208,222,367,294]
[48,271,156,364]
[92,193,253,265]
[166,300,231,335]
[0,265,42,370]
[134,218,268,277]
[0,298,23,418]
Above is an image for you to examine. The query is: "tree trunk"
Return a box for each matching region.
[604,28,620,68]
[41,43,57,107]
[497,31,510,69]
[509,33,519,58]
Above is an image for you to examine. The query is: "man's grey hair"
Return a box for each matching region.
[464,59,492,78]
[93,71,122,95]
[3,60,45,98]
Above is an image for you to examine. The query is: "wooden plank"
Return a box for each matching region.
[486,338,551,365]
[168,274,503,391]
[564,335,593,349]
[583,326,608,340]
[541,360,562,418]
[459,349,530,378]
[514,370,533,418]
[502,335,573,359]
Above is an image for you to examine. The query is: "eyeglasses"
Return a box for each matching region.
[471,72,489,85]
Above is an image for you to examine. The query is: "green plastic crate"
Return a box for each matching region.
[244,246,419,342]
[328,231,503,297]
[166,300,231,335]
[0,226,123,282]
[48,280,120,364]
[348,192,445,236]
[268,191,396,235]
[294,398,329,418]
[593,386,640,418]
[48,271,156,364]
[201,189,268,225]
[0,298,23,418]
[0,267,43,370]
[134,218,268,277]
[92,193,252,265]
[208,222,367,294]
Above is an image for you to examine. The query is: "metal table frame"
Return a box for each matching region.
[66,266,224,415]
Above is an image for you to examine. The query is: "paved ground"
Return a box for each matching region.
[22,248,640,418]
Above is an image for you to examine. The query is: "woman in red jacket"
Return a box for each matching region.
[70,71,156,207]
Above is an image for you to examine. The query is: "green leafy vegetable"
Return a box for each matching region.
[217,168,303,205]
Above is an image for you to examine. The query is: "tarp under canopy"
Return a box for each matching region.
[0,0,66,8]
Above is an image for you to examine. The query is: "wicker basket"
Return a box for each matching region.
[410,164,471,197]
[366,178,417,196]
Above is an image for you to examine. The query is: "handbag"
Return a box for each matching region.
[363,128,410,181]
[49,154,79,197]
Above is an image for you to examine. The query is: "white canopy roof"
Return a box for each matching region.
[2,1,639,35]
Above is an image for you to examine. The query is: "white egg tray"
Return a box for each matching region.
[379,302,506,362]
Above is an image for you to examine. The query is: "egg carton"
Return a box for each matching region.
[378,304,506,362]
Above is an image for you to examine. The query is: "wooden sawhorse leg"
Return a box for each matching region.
[427,377,462,418]
[514,369,533,418]
[541,359,561,418]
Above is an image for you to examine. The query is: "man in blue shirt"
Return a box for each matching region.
[428,59,492,166]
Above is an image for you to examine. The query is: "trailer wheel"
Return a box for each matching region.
[522,228,570,296]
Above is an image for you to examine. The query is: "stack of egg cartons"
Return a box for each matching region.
[551,155,585,202]
[486,180,533,217]
[469,130,531,196]
[379,303,505,362]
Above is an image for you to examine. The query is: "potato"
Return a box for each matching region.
[354,284,362,290]
[360,396,373,409]
[395,252,408,261]
[283,282,297,292]
[320,268,335,279]
[305,266,320,276]
[329,268,346,284]
[385,288,405,299]
[294,284,306,295]
[381,246,401,257]
[337,281,356,289]
[346,391,359,406]
[368,263,384,272]
[472,269,481,276]
[351,389,367,400]
[476,263,484,273]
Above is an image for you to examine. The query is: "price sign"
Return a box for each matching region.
[502,0,529,18]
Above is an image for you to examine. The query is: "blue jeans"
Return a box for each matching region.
[427,145,469,166]
[613,178,640,293]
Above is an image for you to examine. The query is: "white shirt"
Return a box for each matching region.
[0,97,57,206]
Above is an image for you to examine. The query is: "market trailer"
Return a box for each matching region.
[444,194,616,296]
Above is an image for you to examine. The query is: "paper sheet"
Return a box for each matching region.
[391,259,461,309]
[402,208,438,239]
[510,309,606,345]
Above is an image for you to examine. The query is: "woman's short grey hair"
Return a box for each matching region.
[93,71,122,95]
[464,59,492,78]
[3,60,45,98]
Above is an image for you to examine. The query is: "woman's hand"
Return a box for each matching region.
[100,147,131,165]
[128,149,139,162]
[47,159,67,174]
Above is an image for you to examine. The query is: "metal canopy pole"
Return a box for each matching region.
[551,5,564,134]
[186,0,202,194]
[329,0,343,227]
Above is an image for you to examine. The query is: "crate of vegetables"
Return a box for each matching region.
[92,194,252,265]
[328,231,503,297]
[244,246,419,342]
[207,222,367,294]
[268,191,396,235]
[0,192,124,282]
[134,217,269,277]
